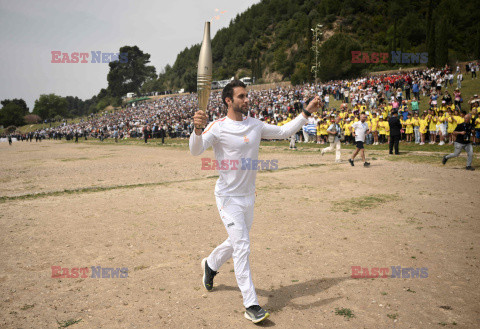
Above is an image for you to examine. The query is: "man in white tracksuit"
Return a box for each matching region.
[321,116,342,162]
[189,80,321,323]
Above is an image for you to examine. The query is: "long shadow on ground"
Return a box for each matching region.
[216,276,348,312]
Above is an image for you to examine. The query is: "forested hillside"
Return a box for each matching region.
[145,0,479,92]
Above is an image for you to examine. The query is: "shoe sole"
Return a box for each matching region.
[244,311,270,323]
[201,258,212,291]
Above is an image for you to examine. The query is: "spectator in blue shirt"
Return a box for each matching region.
[412,82,419,100]
[400,105,409,121]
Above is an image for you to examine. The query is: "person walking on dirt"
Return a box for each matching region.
[189,80,322,324]
[442,112,475,170]
[320,116,342,162]
[348,113,370,167]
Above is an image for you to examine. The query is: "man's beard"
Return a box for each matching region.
[233,102,248,115]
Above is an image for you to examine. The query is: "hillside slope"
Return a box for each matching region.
[146,0,479,92]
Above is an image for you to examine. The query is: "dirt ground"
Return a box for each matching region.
[0,140,479,328]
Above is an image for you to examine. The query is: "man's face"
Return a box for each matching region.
[465,114,472,122]
[360,114,366,122]
[229,87,249,115]
[335,117,341,124]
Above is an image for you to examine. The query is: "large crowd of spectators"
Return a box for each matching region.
[4,62,480,146]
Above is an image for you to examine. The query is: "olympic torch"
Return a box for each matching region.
[196,21,212,129]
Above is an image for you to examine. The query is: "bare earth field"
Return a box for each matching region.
[0,140,479,329]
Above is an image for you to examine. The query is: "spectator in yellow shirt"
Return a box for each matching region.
[400,116,406,141]
[405,113,414,142]
[446,109,456,144]
[473,108,480,145]
[344,118,353,144]
[320,120,329,144]
[427,109,437,144]
[378,116,387,144]
[371,113,379,145]
[419,113,429,145]
[413,112,421,144]
[316,120,322,144]
[435,110,447,145]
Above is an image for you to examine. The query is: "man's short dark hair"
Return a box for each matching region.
[462,110,467,115]
[222,80,246,107]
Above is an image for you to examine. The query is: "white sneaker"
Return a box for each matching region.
[420,142,424,145]
[439,141,445,145]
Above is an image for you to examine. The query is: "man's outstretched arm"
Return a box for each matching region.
[261,97,322,139]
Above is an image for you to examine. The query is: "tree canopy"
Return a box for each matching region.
[144,0,480,90]
[0,103,26,127]
[107,45,156,97]
[32,94,68,120]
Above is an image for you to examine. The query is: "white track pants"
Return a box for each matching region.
[321,138,341,161]
[290,134,296,148]
[207,194,258,308]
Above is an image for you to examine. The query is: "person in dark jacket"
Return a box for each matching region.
[442,112,475,170]
[143,125,149,143]
[388,110,402,154]
[159,125,166,144]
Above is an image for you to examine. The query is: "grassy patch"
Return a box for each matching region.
[53,136,480,156]
[332,194,398,214]
[60,157,90,162]
[335,307,355,320]
[387,313,399,320]
[133,265,149,271]
[269,163,326,172]
[0,160,327,203]
[0,176,216,203]
[56,318,82,328]
[385,153,475,166]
